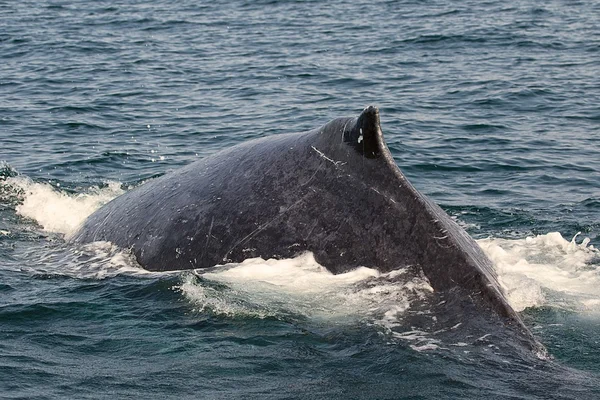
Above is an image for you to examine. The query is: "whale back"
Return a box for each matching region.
[72,107,524,332]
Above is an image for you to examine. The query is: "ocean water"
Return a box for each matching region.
[1,0,600,398]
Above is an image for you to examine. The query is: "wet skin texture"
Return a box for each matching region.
[72,107,543,352]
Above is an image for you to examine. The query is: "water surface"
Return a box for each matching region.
[1,0,600,398]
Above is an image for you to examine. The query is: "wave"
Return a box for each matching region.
[2,175,123,237]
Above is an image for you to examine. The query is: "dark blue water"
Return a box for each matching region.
[2,0,600,398]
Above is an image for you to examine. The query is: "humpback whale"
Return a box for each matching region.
[72,106,541,350]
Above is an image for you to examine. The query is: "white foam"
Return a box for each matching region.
[177,252,434,325]
[478,232,600,313]
[203,253,379,292]
[4,176,124,236]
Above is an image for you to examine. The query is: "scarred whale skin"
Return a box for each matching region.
[72,106,541,349]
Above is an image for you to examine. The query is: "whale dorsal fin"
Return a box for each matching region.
[343,106,382,159]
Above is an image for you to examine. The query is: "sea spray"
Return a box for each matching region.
[3,176,124,236]
[479,233,600,313]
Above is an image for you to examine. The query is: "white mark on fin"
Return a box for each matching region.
[311,146,346,166]
[358,128,363,143]
[341,120,351,141]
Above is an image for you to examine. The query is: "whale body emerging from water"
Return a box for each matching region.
[72,106,541,350]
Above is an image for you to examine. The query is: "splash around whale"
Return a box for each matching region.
[71,106,544,353]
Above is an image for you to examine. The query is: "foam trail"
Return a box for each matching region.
[4,176,123,236]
